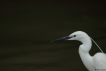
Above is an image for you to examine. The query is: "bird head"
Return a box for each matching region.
[51,31,89,42]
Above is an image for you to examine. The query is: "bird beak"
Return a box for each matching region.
[51,36,71,43]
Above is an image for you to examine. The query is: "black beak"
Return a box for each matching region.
[51,36,71,43]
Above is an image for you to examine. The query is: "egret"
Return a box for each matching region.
[51,31,106,71]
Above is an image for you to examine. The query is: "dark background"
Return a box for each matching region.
[0,0,106,71]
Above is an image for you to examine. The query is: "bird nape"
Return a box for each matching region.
[51,31,106,71]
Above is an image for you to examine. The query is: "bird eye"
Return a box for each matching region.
[73,35,76,37]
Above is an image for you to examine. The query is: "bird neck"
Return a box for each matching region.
[79,36,92,53]
[78,37,94,71]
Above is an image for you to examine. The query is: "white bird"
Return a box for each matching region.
[51,31,106,71]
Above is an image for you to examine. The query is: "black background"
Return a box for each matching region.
[0,0,106,71]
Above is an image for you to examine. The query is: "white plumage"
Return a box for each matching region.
[52,31,106,71]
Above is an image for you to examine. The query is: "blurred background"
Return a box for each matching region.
[0,0,106,71]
